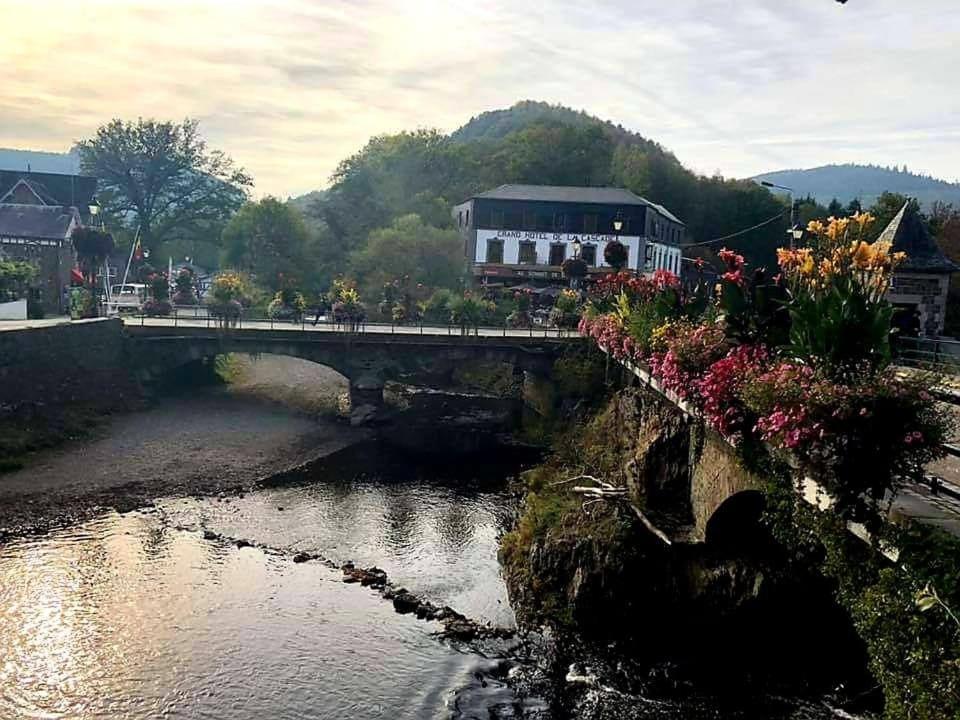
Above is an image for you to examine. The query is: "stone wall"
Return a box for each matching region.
[889,271,951,336]
[0,318,142,425]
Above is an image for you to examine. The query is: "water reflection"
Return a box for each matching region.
[0,512,486,719]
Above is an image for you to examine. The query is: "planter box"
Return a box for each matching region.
[0,299,27,320]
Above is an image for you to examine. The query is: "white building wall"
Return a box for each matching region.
[475,229,642,270]
[643,242,682,277]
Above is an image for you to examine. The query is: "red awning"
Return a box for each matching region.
[70,268,84,284]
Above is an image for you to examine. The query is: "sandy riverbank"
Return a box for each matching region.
[0,355,369,536]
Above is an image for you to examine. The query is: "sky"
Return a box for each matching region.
[2,0,958,198]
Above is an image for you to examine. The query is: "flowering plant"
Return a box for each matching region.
[697,344,769,442]
[779,213,905,378]
[603,240,629,270]
[648,320,728,399]
[330,278,365,324]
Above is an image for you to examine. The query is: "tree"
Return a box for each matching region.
[868,192,919,239]
[220,197,313,291]
[349,214,462,299]
[78,118,252,252]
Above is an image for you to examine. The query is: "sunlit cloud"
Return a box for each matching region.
[1,0,958,196]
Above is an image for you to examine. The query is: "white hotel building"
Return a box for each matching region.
[453,185,684,285]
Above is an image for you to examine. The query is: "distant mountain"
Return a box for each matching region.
[0,147,80,175]
[753,164,960,209]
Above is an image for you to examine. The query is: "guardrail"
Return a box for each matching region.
[895,336,960,375]
[124,310,581,339]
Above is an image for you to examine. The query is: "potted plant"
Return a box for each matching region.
[267,287,307,322]
[207,271,246,327]
[549,288,582,329]
[172,268,198,305]
[142,272,173,316]
[330,278,365,331]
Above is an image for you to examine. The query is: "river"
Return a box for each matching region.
[0,358,861,719]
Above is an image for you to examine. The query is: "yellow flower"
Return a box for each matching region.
[807,219,826,235]
[852,211,875,233]
[799,251,815,277]
[819,258,835,277]
[777,247,798,270]
[851,241,873,269]
[825,217,851,242]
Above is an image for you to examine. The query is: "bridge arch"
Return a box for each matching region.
[704,490,766,549]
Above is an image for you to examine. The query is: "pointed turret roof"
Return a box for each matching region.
[878,202,958,273]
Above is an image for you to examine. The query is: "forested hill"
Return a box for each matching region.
[452,100,674,161]
[0,148,80,174]
[754,164,960,209]
[303,100,789,280]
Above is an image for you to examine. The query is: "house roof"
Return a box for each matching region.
[0,204,78,241]
[472,184,685,225]
[0,170,97,211]
[878,202,959,274]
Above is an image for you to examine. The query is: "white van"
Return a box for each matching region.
[108,283,147,314]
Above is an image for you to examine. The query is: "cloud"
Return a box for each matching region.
[1,0,958,195]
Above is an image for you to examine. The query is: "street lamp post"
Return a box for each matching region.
[760,180,802,249]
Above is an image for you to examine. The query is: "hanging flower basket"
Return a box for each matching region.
[561,257,589,279]
[603,240,628,270]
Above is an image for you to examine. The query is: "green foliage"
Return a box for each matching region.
[0,259,37,301]
[349,214,462,300]
[763,477,960,720]
[221,197,315,291]
[553,346,606,401]
[78,118,251,252]
[267,288,306,320]
[448,292,494,330]
[422,288,454,322]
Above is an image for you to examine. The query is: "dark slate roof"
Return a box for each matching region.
[878,202,959,273]
[0,170,97,210]
[473,184,684,224]
[0,204,77,240]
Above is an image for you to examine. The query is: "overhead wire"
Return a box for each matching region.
[680,209,789,248]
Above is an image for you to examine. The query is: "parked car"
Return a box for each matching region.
[107,283,147,314]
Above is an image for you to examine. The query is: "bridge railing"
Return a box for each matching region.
[125,309,581,339]
[894,335,960,375]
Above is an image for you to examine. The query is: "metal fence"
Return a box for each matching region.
[127,308,580,340]
[894,336,960,375]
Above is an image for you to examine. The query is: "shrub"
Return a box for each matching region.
[0,259,37,302]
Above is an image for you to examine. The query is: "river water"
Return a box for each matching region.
[0,449,857,719]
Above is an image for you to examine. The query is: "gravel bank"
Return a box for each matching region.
[0,355,368,537]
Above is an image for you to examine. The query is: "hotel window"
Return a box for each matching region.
[523,209,536,230]
[581,244,597,266]
[583,214,598,234]
[553,213,566,232]
[518,241,537,265]
[490,209,504,229]
[465,209,470,227]
[486,239,504,264]
[536,213,552,232]
[505,210,523,230]
[458,211,463,227]
[548,243,566,266]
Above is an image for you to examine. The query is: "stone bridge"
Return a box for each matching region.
[124,320,574,407]
[608,351,960,549]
